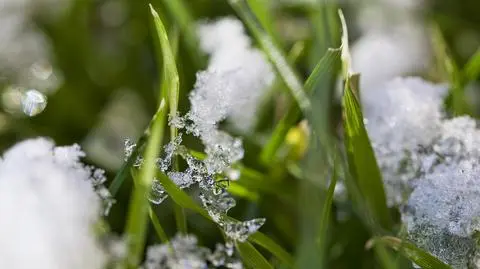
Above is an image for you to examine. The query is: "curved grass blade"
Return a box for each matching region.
[236,241,274,269]
[228,0,311,113]
[464,48,480,81]
[374,236,452,269]
[342,79,392,230]
[249,232,294,268]
[260,48,341,164]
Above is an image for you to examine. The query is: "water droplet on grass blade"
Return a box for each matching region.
[21,89,47,116]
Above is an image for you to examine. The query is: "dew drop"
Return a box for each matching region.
[21,89,47,116]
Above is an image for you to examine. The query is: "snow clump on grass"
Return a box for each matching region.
[0,137,110,269]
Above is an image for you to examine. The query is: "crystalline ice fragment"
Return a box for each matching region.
[223,218,266,242]
[149,180,168,205]
[21,89,47,116]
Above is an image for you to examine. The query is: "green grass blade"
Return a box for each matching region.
[159,0,204,67]
[236,241,274,269]
[374,236,452,269]
[149,207,169,243]
[229,0,311,113]
[342,79,392,230]
[249,232,294,268]
[122,99,168,269]
[150,5,180,139]
[464,48,480,81]
[260,48,341,163]
[315,156,338,268]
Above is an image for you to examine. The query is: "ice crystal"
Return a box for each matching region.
[0,138,108,269]
[402,161,480,268]
[223,218,266,242]
[143,234,242,269]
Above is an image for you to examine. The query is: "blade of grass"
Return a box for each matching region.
[373,236,452,269]
[464,47,480,81]
[249,232,294,268]
[122,98,167,269]
[260,48,341,164]
[236,241,274,269]
[339,9,391,230]
[315,155,338,268]
[342,78,392,230]
[229,0,311,113]
[149,207,169,243]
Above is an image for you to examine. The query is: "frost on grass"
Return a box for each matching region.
[126,17,270,243]
[143,234,242,269]
[0,137,112,269]
[363,77,448,206]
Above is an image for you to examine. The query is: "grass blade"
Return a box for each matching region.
[236,241,274,269]
[122,99,167,269]
[373,236,452,269]
[342,79,392,230]
[260,48,341,163]
[315,155,338,267]
[464,48,480,81]
[149,207,169,243]
[249,232,294,268]
[229,0,311,113]
[150,4,180,140]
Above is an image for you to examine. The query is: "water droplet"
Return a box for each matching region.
[21,89,47,116]
[149,180,168,204]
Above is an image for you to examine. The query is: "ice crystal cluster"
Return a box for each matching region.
[363,77,480,268]
[0,138,112,269]
[143,234,242,269]
[126,17,272,243]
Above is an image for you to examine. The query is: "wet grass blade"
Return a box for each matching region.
[236,241,274,269]
[464,48,480,81]
[260,48,341,164]
[229,0,311,113]
[342,79,392,230]
[374,236,452,269]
